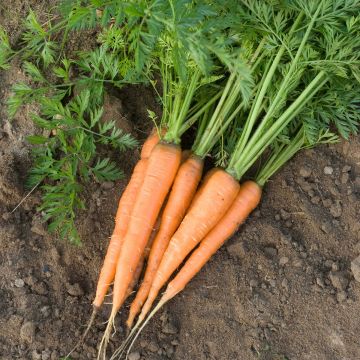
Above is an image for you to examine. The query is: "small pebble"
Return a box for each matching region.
[285,220,292,228]
[330,202,342,218]
[324,166,334,175]
[101,181,114,190]
[249,279,258,288]
[324,260,333,268]
[279,257,289,266]
[342,165,351,173]
[67,283,84,296]
[329,271,348,290]
[311,196,320,204]
[162,322,178,334]
[263,246,278,259]
[41,349,51,360]
[226,241,247,259]
[281,278,289,291]
[14,279,25,288]
[293,259,303,268]
[341,173,349,184]
[337,291,347,303]
[351,256,360,282]
[280,209,291,220]
[299,167,311,178]
[321,223,331,233]
[31,350,41,360]
[322,199,332,208]
[20,322,36,343]
[316,277,325,288]
[128,352,140,360]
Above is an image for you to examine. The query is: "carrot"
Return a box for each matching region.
[161,180,262,303]
[93,130,161,309]
[98,142,181,359]
[137,168,240,322]
[126,154,204,328]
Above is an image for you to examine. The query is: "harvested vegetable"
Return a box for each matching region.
[116,1,360,356]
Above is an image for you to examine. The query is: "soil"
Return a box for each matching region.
[1,2,360,360]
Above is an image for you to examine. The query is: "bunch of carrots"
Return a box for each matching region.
[66,1,360,359]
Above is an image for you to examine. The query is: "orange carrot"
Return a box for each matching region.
[161,180,262,303]
[98,142,181,358]
[93,130,160,309]
[138,169,240,322]
[126,154,204,328]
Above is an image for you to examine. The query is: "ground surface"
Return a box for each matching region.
[1,2,360,360]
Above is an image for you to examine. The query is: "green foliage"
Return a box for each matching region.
[0,26,13,70]
[26,90,137,244]
[21,10,58,67]
[226,0,360,179]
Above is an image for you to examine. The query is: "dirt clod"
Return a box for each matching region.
[162,321,178,334]
[279,256,289,266]
[128,351,141,360]
[329,271,348,290]
[20,321,36,344]
[299,167,312,178]
[226,241,247,259]
[66,283,84,296]
[351,256,360,282]
[263,246,278,259]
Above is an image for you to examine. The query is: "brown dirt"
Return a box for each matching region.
[1,2,360,360]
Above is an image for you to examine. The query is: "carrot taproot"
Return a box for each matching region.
[137,168,240,322]
[126,154,204,328]
[98,142,181,359]
[93,130,161,309]
[161,180,262,303]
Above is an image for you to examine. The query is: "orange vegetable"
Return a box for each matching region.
[162,181,262,303]
[138,169,240,322]
[98,142,181,358]
[93,130,160,309]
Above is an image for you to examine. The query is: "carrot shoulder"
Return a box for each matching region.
[138,168,240,321]
[126,154,204,328]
